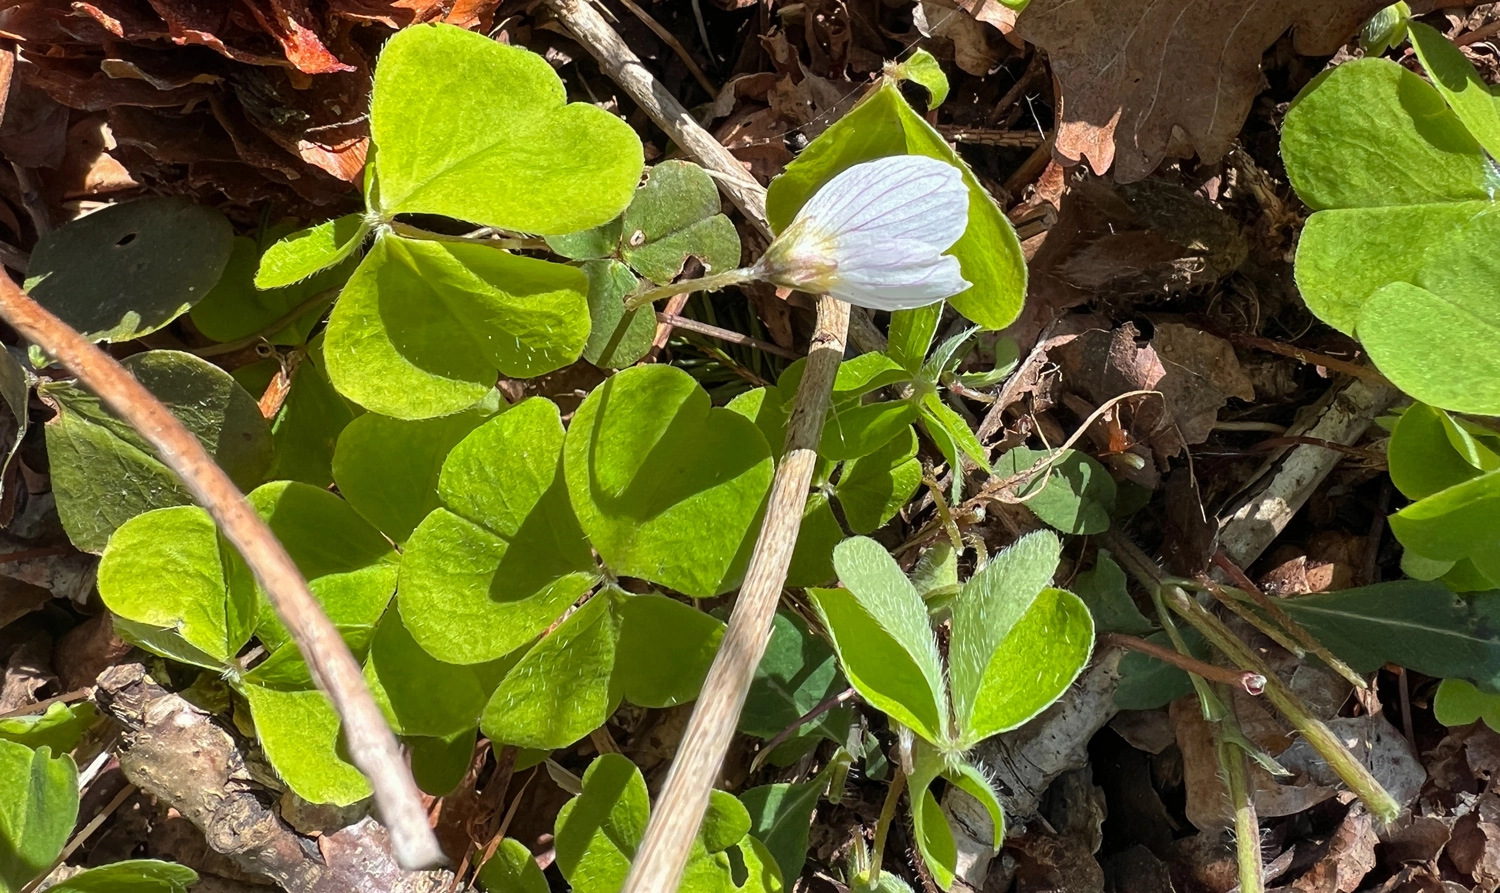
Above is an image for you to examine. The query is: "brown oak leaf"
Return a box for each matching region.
[1014,0,1408,181]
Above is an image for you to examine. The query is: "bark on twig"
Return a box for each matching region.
[622,298,850,893]
[0,276,442,870]
[96,665,464,892]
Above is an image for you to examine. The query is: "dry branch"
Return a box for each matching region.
[623,297,850,893]
[96,665,462,892]
[0,275,443,870]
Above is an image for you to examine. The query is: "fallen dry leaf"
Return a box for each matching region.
[1013,0,1395,181]
[913,0,1004,76]
[1291,805,1378,893]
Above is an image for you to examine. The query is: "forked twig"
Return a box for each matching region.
[0,275,444,870]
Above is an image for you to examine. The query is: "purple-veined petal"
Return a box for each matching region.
[790,155,969,253]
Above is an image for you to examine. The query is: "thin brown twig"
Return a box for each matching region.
[0,686,91,720]
[545,0,770,240]
[1101,633,1266,695]
[623,298,850,893]
[0,545,73,565]
[656,311,800,359]
[1231,334,1390,386]
[614,0,717,97]
[0,275,443,870]
[750,686,856,772]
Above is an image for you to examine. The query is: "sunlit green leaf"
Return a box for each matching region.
[0,741,77,893]
[565,365,773,596]
[325,234,590,419]
[254,214,369,290]
[370,23,642,235]
[240,684,370,806]
[400,398,598,664]
[44,860,199,893]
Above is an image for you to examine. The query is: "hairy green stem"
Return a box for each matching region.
[1105,531,1401,823]
[869,765,908,886]
[1220,738,1265,893]
[622,267,756,311]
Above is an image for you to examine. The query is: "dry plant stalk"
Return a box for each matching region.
[0,275,444,871]
[623,297,850,893]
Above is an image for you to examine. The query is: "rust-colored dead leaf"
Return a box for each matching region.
[1013,0,1394,181]
[246,0,356,75]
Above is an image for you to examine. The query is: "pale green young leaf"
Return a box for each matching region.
[1408,22,1500,159]
[254,214,368,290]
[480,591,623,750]
[565,365,774,596]
[948,531,1061,735]
[477,839,549,893]
[1387,468,1500,564]
[332,398,501,542]
[324,234,590,419]
[897,49,950,108]
[0,741,77,893]
[44,860,199,893]
[944,759,1004,849]
[887,304,943,375]
[1283,57,1498,336]
[240,684,370,806]
[1360,265,1500,416]
[701,790,753,853]
[615,594,724,709]
[816,537,946,743]
[400,398,598,664]
[765,83,1025,329]
[99,506,256,669]
[0,702,96,754]
[1388,403,1488,500]
[918,392,990,473]
[554,753,650,893]
[910,782,956,890]
[192,231,347,345]
[370,23,642,234]
[959,587,1094,747]
[25,197,232,343]
[1433,678,1500,731]
[44,350,271,552]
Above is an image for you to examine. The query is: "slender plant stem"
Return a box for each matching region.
[1220,740,1264,893]
[192,288,338,358]
[623,268,755,311]
[869,765,908,887]
[1199,577,1308,659]
[621,298,850,893]
[1208,552,1367,689]
[750,687,856,772]
[1101,633,1265,694]
[656,312,800,359]
[0,275,444,869]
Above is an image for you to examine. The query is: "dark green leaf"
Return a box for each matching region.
[0,742,76,893]
[615,594,724,709]
[581,259,656,369]
[25,197,232,342]
[44,350,271,552]
[44,860,199,893]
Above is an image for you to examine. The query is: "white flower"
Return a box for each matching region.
[754,154,972,311]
